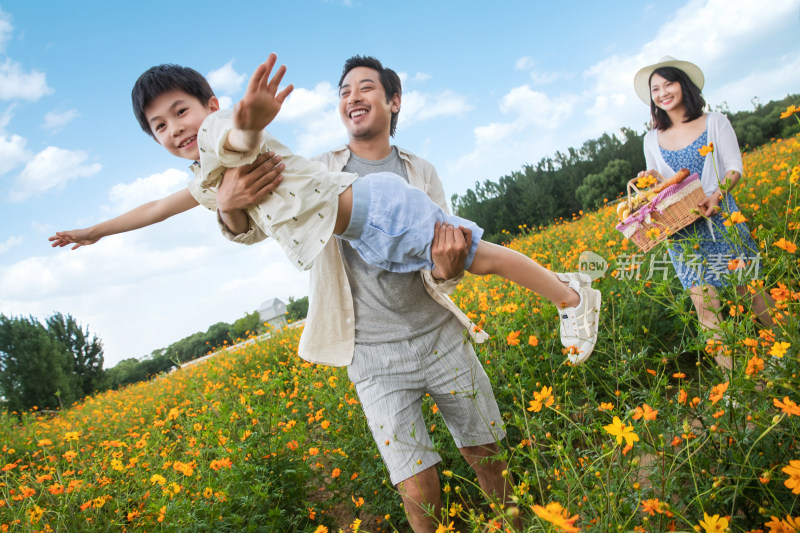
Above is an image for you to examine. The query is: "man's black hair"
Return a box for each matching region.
[132,64,215,137]
[649,66,706,131]
[339,55,402,137]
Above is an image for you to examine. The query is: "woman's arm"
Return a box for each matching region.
[49,188,199,250]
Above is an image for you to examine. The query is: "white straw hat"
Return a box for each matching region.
[633,55,705,104]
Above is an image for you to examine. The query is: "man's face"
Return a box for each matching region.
[338,66,399,141]
[145,89,219,161]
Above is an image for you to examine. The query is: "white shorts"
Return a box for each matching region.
[347,318,505,485]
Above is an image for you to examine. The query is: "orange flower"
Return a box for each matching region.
[632,404,658,421]
[698,142,714,156]
[774,238,797,253]
[782,460,800,494]
[709,382,729,405]
[774,397,800,417]
[209,458,232,471]
[528,335,539,347]
[780,104,799,119]
[745,355,764,376]
[331,468,341,478]
[527,386,555,413]
[678,389,688,405]
[723,211,747,226]
[531,502,580,533]
[506,330,521,346]
[598,402,614,412]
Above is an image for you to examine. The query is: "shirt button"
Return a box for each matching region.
[346,318,352,324]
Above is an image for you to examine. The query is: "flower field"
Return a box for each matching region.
[1,129,798,532]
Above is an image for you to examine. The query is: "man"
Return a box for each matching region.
[220,56,515,533]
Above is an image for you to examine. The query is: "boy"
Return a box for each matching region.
[50,54,601,362]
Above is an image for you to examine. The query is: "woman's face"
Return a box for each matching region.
[649,73,684,113]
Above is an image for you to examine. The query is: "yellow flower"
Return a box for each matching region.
[698,512,729,532]
[783,459,800,494]
[636,174,657,189]
[531,501,579,532]
[698,142,715,156]
[770,341,791,358]
[780,104,799,119]
[646,227,661,240]
[603,416,639,447]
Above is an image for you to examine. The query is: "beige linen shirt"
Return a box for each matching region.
[217,145,489,366]
[189,110,357,270]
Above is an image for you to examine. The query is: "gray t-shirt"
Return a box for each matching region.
[339,147,449,343]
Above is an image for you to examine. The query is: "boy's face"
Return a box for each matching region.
[144,89,219,161]
[338,66,399,142]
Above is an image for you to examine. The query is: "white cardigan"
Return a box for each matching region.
[643,112,743,196]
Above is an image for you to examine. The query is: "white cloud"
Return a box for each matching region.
[10,147,102,202]
[515,57,535,71]
[413,72,431,83]
[276,82,337,122]
[399,89,472,128]
[0,58,52,101]
[0,133,31,175]
[43,109,79,132]
[0,8,12,53]
[207,60,246,96]
[217,96,233,110]
[105,168,189,214]
[0,235,22,253]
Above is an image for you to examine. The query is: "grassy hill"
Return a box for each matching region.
[1,132,798,532]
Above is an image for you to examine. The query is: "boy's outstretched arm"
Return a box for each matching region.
[49,188,200,250]
[225,53,294,153]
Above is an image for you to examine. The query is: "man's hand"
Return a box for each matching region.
[233,53,294,139]
[217,151,285,212]
[431,222,472,280]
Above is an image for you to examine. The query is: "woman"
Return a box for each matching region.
[634,56,773,368]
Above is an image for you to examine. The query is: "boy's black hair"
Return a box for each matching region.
[339,55,402,137]
[132,64,215,137]
[649,66,706,131]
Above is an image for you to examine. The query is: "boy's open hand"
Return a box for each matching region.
[233,53,294,134]
[48,229,99,250]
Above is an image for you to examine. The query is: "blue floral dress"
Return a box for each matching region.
[660,131,759,289]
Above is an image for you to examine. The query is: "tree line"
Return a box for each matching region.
[0,296,309,415]
[452,94,800,242]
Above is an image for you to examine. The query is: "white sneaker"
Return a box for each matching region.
[559,280,601,365]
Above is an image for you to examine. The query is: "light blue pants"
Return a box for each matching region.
[339,172,484,272]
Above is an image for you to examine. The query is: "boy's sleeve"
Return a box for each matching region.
[199,111,263,184]
[216,210,267,244]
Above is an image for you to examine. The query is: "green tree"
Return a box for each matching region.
[575,159,634,211]
[286,296,309,322]
[46,313,107,396]
[229,311,262,341]
[0,315,76,414]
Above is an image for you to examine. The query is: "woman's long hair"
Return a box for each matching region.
[649,66,706,131]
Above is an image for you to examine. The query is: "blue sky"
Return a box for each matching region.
[1,0,798,367]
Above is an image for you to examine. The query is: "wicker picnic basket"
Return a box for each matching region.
[615,172,705,252]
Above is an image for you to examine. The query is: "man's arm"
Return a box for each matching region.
[49,188,199,250]
[215,151,285,240]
